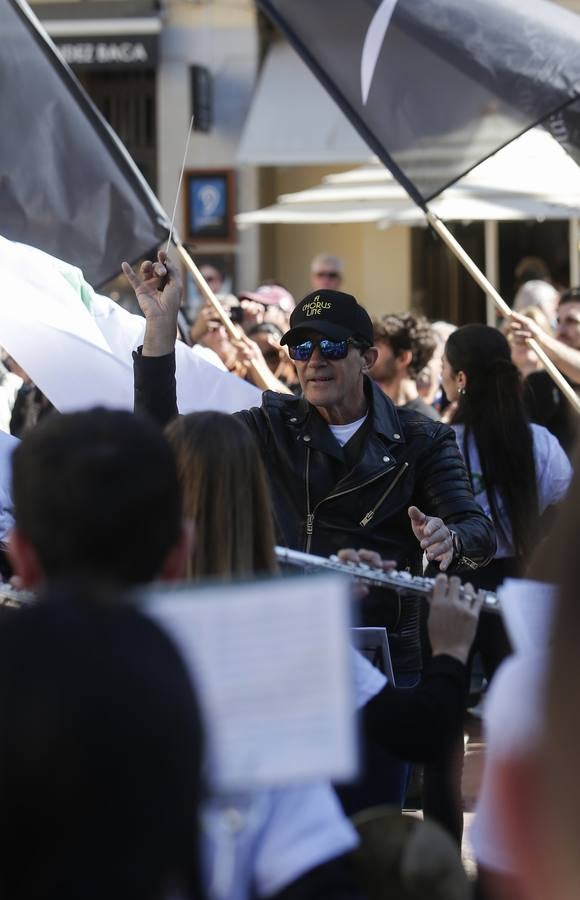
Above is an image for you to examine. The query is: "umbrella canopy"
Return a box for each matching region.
[237,129,580,228]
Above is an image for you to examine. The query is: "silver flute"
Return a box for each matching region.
[275,546,500,614]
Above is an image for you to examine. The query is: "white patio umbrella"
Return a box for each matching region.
[239,129,580,223]
[237,129,580,317]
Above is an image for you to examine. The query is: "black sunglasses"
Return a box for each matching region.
[288,337,364,361]
[314,270,340,279]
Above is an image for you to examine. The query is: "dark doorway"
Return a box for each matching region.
[411,222,486,325]
[76,69,157,191]
[412,219,571,324]
[498,220,570,299]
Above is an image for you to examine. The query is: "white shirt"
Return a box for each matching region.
[0,430,17,543]
[452,423,572,557]
[328,414,367,447]
[352,644,388,700]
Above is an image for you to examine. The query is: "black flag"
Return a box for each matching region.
[258,0,580,209]
[0,0,171,287]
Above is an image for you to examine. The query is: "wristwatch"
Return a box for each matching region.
[448,529,478,570]
[448,529,461,561]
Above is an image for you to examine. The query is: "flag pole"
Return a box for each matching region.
[160,117,288,393]
[426,210,580,416]
[173,240,291,394]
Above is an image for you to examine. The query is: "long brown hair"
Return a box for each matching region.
[165,412,277,580]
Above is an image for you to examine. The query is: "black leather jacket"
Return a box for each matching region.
[240,386,495,572]
[134,352,496,670]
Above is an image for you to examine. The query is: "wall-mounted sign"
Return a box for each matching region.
[185,170,235,243]
[190,65,212,133]
[54,35,158,69]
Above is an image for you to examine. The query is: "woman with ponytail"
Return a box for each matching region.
[420,325,573,848]
[441,324,571,673]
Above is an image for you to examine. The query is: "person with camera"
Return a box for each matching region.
[188,297,292,393]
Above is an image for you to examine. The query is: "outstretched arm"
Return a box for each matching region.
[407,504,456,572]
[124,251,181,424]
[125,252,292,404]
[509,311,580,384]
[413,425,497,571]
[122,251,181,357]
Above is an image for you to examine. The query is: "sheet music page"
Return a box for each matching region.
[144,574,357,792]
[497,578,557,655]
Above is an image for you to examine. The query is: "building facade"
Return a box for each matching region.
[31,0,580,319]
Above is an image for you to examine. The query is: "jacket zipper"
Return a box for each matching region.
[359,462,409,526]
[305,448,314,545]
[304,451,400,552]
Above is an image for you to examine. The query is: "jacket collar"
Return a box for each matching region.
[365,377,406,445]
[301,403,345,461]
[277,393,343,460]
[278,377,405,458]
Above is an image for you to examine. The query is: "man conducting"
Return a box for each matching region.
[127,253,494,581]
[126,253,495,810]
[127,251,494,663]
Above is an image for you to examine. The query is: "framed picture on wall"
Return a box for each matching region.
[185,169,235,242]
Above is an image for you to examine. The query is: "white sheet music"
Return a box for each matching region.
[497,578,557,655]
[145,574,357,792]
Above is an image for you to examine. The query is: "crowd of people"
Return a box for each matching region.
[0,247,577,900]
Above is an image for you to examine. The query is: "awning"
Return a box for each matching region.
[236,129,580,227]
[236,41,372,166]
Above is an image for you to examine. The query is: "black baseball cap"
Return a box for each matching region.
[280,289,374,346]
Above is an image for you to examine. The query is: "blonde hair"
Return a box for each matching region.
[165,412,278,580]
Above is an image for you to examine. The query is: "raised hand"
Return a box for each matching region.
[122,251,182,356]
[508,310,543,346]
[408,505,454,572]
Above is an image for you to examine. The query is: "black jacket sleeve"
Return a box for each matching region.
[361,655,466,763]
[133,349,178,427]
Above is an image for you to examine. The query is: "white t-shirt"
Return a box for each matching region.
[470,653,547,873]
[0,370,22,435]
[452,423,572,557]
[0,429,17,543]
[328,414,367,447]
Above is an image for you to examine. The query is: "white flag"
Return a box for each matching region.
[0,237,261,415]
